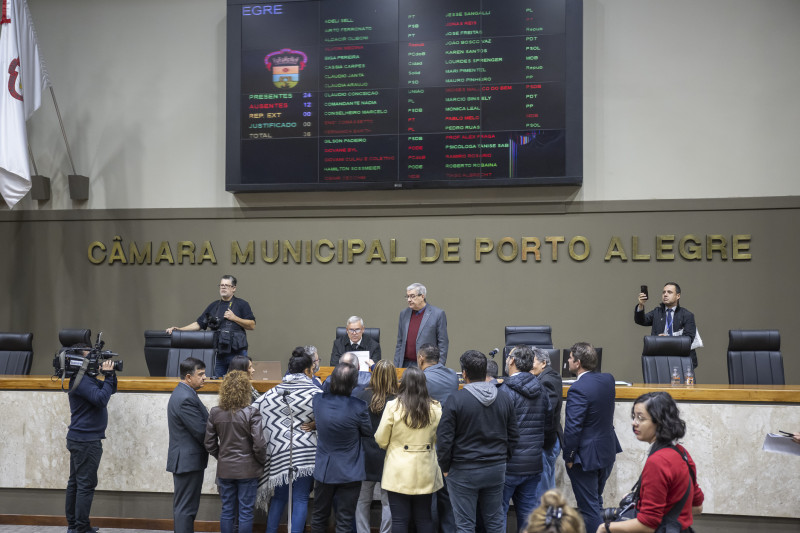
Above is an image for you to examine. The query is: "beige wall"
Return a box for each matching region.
[1,198,797,385]
[13,0,800,210]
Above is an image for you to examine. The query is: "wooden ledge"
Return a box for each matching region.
[0,375,281,394]
[563,383,800,403]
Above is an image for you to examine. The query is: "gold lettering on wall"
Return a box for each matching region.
[568,236,590,261]
[679,235,702,261]
[443,238,460,262]
[86,234,753,265]
[420,239,440,263]
[656,235,675,260]
[733,234,751,260]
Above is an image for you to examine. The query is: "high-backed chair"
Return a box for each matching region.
[502,326,554,374]
[165,331,216,378]
[335,327,381,345]
[59,329,92,349]
[641,336,693,384]
[727,330,784,385]
[0,332,34,375]
[144,329,173,376]
[504,326,553,349]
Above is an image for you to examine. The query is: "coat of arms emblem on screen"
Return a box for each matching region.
[264,48,308,89]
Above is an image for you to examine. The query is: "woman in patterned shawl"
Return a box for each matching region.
[254,346,321,533]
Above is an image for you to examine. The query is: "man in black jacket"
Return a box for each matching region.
[65,348,117,533]
[329,315,381,366]
[634,281,699,367]
[437,350,518,533]
[531,347,563,505]
[499,345,551,532]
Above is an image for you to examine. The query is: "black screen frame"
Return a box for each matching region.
[225,0,583,193]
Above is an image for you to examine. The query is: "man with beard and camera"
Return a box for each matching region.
[167,275,256,377]
[65,344,118,533]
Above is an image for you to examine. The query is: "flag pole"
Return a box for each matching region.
[49,86,89,200]
[49,86,77,175]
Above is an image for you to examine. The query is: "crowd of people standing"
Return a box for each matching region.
[166,341,704,533]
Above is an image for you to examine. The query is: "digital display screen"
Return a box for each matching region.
[226,0,582,192]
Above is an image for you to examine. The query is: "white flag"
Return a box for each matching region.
[0,0,50,209]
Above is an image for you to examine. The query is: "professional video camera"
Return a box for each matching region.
[53,332,124,380]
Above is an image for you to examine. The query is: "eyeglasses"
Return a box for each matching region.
[631,414,651,423]
[219,284,234,288]
[406,293,421,300]
[347,328,363,334]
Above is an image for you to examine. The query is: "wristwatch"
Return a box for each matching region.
[604,523,612,533]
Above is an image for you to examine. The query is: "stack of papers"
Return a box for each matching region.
[763,434,800,456]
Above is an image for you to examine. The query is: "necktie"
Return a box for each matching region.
[666,308,674,336]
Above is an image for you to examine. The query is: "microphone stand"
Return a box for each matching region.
[281,389,297,531]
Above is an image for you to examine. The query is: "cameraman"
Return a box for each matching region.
[65,344,118,533]
[167,275,256,377]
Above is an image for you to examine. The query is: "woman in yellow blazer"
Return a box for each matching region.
[374,366,443,533]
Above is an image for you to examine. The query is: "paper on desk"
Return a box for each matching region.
[352,350,371,371]
[763,434,800,456]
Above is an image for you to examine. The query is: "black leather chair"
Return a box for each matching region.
[335,327,380,345]
[502,326,555,375]
[165,331,216,378]
[727,330,784,385]
[504,326,553,349]
[0,332,34,375]
[59,329,92,349]
[144,330,173,376]
[641,336,693,384]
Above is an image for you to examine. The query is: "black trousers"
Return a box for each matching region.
[311,480,361,533]
[387,491,434,533]
[65,438,103,533]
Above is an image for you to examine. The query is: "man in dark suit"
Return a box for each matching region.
[330,315,381,366]
[417,343,459,533]
[310,363,372,533]
[634,281,699,367]
[166,357,209,533]
[563,342,622,533]
[394,282,449,367]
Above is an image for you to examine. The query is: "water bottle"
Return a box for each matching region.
[684,368,694,387]
[671,366,681,386]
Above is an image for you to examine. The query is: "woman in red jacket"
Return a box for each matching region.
[599,391,703,533]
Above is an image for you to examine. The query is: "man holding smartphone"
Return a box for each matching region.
[634,282,699,367]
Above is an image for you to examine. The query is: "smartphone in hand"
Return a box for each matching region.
[640,285,648,299]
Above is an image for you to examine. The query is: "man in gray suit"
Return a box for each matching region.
[167,357,209,533]
[394,282,449,367]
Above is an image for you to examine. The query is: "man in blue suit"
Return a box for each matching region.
[563,342,622,533]
[166,357,209,533]
[394,282,449,367]
[311,363,372,533]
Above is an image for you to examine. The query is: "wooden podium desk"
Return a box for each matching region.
[0,377,798,520]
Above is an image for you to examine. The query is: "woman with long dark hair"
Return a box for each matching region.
[599,391,703,533]
[204,370,267,533]
[356,360,399,533]
[374,366,443,533]
[228,355,258,401]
